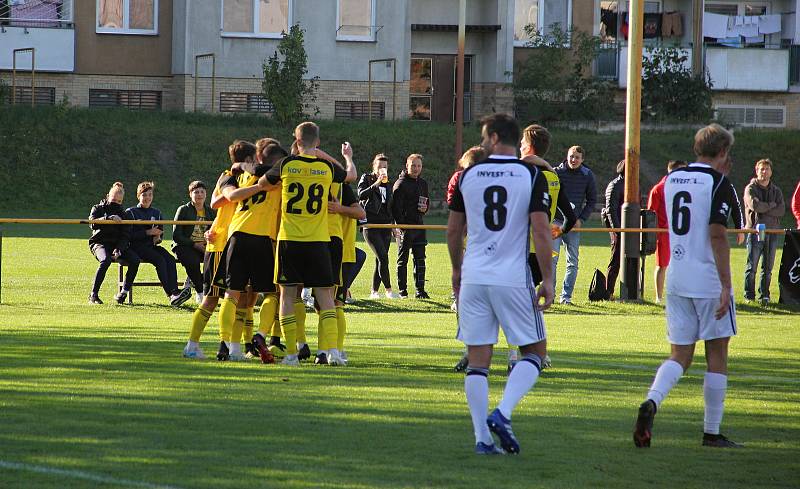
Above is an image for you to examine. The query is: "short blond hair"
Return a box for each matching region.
[693,123,734,158]
[294,122,319,148]
[458,146,486,169]
[407,153,423,164]
[755,158,772,169]
[136,181,154,198]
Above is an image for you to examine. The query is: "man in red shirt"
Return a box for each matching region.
[647,160,687,303]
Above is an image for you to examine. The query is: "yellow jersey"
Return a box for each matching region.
[339,185,360,263]
[266,153,348,242]
[327,182,344,239]
[225,170,280,238]
[530,169,560,254]
[207,171,237,252]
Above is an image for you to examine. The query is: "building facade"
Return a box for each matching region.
[1,0,799,127]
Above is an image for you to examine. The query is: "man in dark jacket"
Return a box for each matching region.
[743,158,785,303]
[172,180,216,302]
[88,182,140,304]
[391,154,430,298]
[601,160,625,299]
[552,146,598,304]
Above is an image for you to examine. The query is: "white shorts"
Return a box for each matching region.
[665,294,737,345]
[457,284,546,346]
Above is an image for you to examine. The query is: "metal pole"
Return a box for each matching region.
[368,61,373,121]
[454,0,466,164]
[692,0,704,77]
[392,58,397,121]
[619,0,644,301]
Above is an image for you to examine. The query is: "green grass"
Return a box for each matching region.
[0,229,798,489]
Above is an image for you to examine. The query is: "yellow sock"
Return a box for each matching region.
[244,307,254,341]
[232,308,246,343]
[336,306,346,351]
[280,314,298,355]
[319,308,338,352]
[294,300,307,344]
[218,297,238,343]
[189,307,213,342]
[259,294,279,337]
[270,312,281,338]
[317,314,327,351]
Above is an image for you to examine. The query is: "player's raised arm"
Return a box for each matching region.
[341,142,358,183]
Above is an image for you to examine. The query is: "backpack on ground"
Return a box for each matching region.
[589,268,608,301]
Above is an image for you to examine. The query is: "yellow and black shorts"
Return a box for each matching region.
[275,240,334,288]
[204,250,225,298]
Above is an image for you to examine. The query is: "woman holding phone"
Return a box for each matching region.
[357,154,397,299]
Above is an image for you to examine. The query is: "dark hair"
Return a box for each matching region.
[667,160,687,172]
[522,124,551,157]
[256,137,282,161]
[229,140,257,163]
[480,113,520,147]
[261,142,288,167]
[188,180,206,193]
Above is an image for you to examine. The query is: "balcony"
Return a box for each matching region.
[613,44,793,92]
[0,0,75,72]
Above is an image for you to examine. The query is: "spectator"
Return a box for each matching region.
[552,146,598,304]
[127,181,192,307]
[647,160,687,304]
[601,160,626,299]
[792,180,800,229]
[391,154,430,299]
[172,181,215,303]
[743,159,785,304]
[88,182,140,304]
[358,154,397,299]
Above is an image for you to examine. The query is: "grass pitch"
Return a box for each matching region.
[0,229,797,488]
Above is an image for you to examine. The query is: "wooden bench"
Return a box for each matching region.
[117,256,188,305]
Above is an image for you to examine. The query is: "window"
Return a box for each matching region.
[6,87,56,106]
[220,93,274,113]
[221,0,291,38]
[96,0,158,35]
[715,105,785,127]
[514,0,572,46]
[335,101,385,120]
[409,57,432,121]
[514,0,540,45]
[337,0,376,41]
[705,2,768,16]
[89,89,162,110]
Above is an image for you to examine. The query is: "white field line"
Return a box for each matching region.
[0,460,184,489]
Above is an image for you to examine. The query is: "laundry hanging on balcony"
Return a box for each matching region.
[758,15,781,34]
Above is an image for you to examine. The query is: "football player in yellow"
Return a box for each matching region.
[216,139,287,362]
[182,144,245,359]
[259,122,355,366]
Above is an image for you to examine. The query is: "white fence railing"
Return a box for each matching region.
[0,0,73,28]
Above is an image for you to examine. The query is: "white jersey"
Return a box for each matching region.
[449,155,551,287]
[665,163,736,298]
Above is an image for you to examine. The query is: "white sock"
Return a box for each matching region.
[497,354,541,420]
[647,359,684,407]
[229,342,242,355]
[187,340,198,349]
[465,369,494,445]
[703,372,727,435]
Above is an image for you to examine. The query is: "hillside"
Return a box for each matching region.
[1,106,797,222]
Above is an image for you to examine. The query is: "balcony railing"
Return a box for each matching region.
[0,0,73,29]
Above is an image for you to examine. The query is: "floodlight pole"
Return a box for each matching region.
[454,0,466,164]
[692,0,704,76]
[619,0,644,301]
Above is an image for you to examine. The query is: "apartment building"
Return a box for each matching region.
[2,0,799,127]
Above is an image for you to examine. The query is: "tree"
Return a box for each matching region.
[641,47,713,122]
[262,24,319,126]
[513,24,614,123]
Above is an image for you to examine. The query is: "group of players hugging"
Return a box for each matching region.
[182,121,363,366]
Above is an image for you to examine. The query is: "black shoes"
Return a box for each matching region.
[114,290,128,304]
[216,341,230,361]
[702,433,743,448]
[88,294,103,305]
[298,343,312,361]
[415,290,430,299]
[314,352,328,365]
[633,399,657,448]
